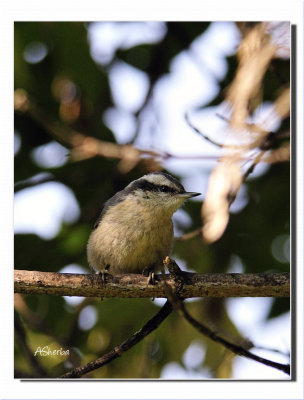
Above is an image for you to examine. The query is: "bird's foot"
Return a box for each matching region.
[97,265,112,284]
[142,266,160,286]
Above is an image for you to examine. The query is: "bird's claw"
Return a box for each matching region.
[97,265,112,284]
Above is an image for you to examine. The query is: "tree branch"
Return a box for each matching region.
[60,300,173,378]
[14,310,48,378]
[171,296,290,375]
[14,269,290,298]
[162,258,290,376]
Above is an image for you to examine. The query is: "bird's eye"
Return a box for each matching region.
[160,185,170,192]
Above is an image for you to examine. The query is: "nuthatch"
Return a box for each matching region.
[87,172,200,278]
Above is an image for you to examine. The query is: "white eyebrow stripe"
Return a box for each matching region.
[143,173,182,190]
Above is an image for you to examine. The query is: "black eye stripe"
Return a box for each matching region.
[159,185,175,193]
[149,172,185,191]
[141,181,177,193]
[128,180,179,194]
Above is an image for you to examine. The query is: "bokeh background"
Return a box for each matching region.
[14,21,290,379]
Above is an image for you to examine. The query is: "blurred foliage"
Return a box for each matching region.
[14,22,290,379]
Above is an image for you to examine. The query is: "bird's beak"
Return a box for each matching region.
[176,192,201,199]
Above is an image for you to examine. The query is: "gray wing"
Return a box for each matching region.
[93,189,127,229]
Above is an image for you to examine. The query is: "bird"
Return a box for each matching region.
[87,172,200,280]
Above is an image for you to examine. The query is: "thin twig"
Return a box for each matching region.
[241,150,265,182]
[176,299,290,375]
[185,112,235,149]
[14,310,48,378]
[253,345,290,358]
[14,174,55,193]
[185,112,265,151]
[14,89,235,173]
[175,227,202,241]
[14,294,82,369]
[163,258,290,376]
[60,300,173,378]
